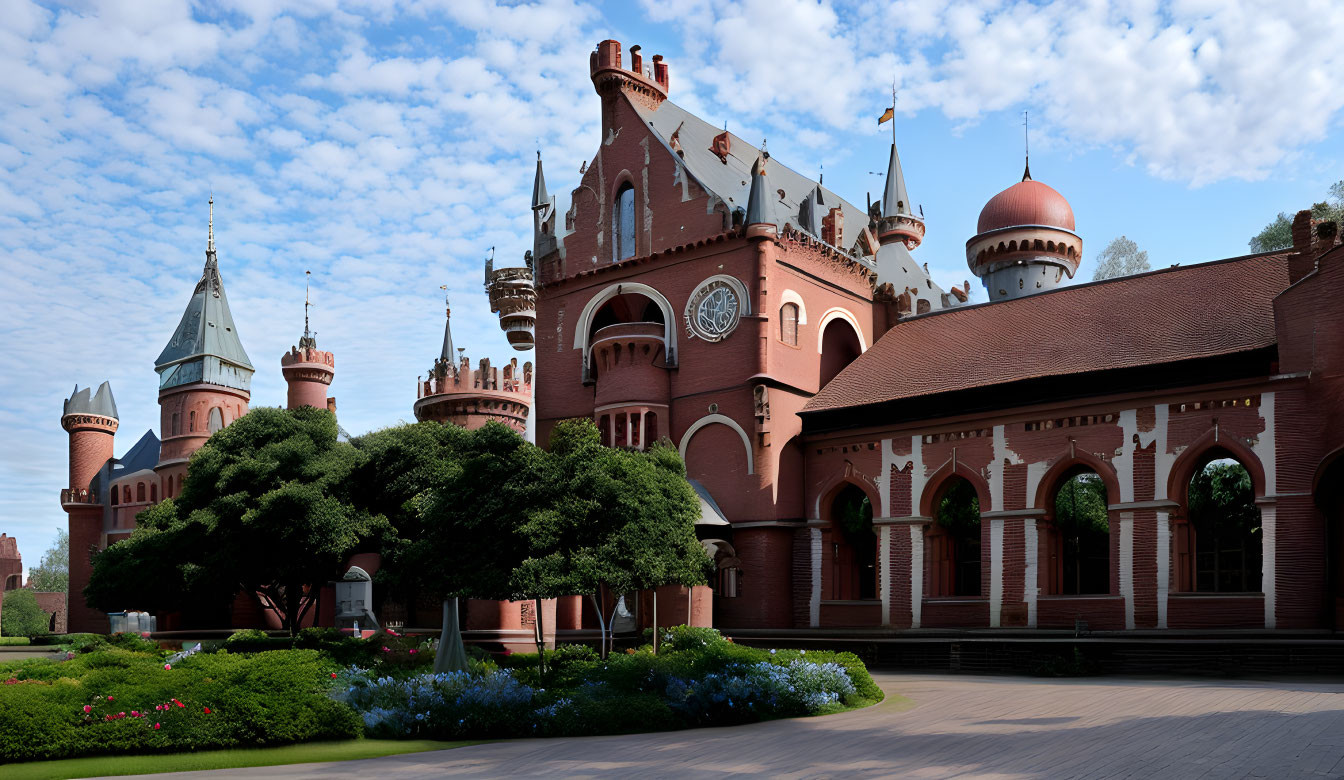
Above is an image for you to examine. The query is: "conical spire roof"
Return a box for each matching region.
[745,154,776,228]
[155,201,254,391]
[64,381,119,419]
[440,300,456,362]
[881,142,913,219]
[531,152,549,210]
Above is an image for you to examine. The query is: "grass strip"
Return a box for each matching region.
[3,738,479,780]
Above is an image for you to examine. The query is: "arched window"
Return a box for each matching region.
[208,406,224,434]
[628,412,641,449]
[164,478,171,499]
[136,482,146,503]
[124,485,132,504]
[189,410,196,432]
[780,303,799,346]
[171,412,180,436]
[825,484,876,601]
[819,318,862,388]
[110,487,119,506]
[614,413,628,447]
[1180,458,1261,592]
[150,483,158,503]
[597,414,611,447]
[1045,471,1110,595]
[927,477,981,597]
[612,183,635,263]
[644,411,658,443]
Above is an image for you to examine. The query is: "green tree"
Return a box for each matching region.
[1092,236,1151,281]
[2,589,51,637]
[1249,180,1344,252]
[1055,473,1109,534]
[27,529,68,593]
[87,406,387,634]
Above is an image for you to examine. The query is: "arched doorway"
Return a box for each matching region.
[819,317,862,388]
[1177,456,1261,593]
[824,483,876,600]
[927,477,981,597]
[1044,470,1111,595]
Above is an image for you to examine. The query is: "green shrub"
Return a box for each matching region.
[0,648,358,763]
[1,589,51,638]
[0,638,30,646]
[60,634,111,655]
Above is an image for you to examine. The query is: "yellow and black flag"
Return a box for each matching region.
[878,106,894,125]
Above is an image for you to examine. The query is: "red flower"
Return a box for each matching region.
[132,711,139,717]
[83,705,92,714]
[164,663,172,670]
[154,723,161,730]
[107,696,114,702]
[204,707,211,714]
[331,672,338,678]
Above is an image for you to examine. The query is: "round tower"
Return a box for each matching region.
[155,198,254,492]
[966,168,1081,302]
[282,275,335,410]
[415,298,532,434]
[61,382,118,503]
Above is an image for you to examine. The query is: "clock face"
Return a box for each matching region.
[686,279,742,342]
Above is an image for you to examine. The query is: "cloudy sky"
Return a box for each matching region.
[2,0,1343,575]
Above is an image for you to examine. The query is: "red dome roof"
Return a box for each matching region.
[976,179,1075,234]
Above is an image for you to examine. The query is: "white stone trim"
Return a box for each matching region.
[809,528,822,627]
[815,307,867,354]
[1025,518,1038,628]
[1156,510,1170,629]
[880,525,891,627]
[910,524,923,628]
[1262,505,1276,629]
[1120,511,1135,630]
[678,414,755,475]
[779,288,808,324]
[990,516,1004,627]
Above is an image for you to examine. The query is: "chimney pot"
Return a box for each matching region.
[629,45,642,75]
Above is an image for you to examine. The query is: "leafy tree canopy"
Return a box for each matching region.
[2,588,51,638]
[936,478,980,533]
[1093,236,1151,281]
[26,528,68,593]
[1188,460,1258,535]
[1054,473,1109,534]
[1249,180,1344,252]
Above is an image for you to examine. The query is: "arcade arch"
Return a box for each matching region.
[926,476,982,598]
[821,481,879,601]
[818,311,864,388]
[573,283,678,379]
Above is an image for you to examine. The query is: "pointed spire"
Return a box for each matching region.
[744,154,776,237]
[798,184,825,236]
[439,287,455,362]
[207,194,215,258]
[1022,110,1032,181]
[881,142,913,219]
[299,270,317,349]
[531,151,549,210]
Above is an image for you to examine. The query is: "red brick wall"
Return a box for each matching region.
[791,528,812,628]
[921,599,989,628]
[889,526,912,628]
[718,527,793,628]
[1168,595,1264,629]
[1038,596,1125,630]
[67,508,106,634]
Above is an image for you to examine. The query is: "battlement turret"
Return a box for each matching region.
[485,251,536,351]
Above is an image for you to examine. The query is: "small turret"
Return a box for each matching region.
[532,152,557,260]
[744,154,777,240]
[485,247,537,350]
[876,142,925,250]
[61,381,118,502]
[415,294,532,434]
[281,272,335,411]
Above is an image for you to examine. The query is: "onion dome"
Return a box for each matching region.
[966,170,1082,302]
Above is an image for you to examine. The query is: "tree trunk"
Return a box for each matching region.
[432,598,469,674]
[534,597,547,678]
[652,589,658,653]
[285,584,300,636]
[589,593,608,660]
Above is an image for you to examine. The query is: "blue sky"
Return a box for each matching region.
[2,0,1342,576]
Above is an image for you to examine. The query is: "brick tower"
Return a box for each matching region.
[281,274,336,411]
[60,381,118,632]
[414,296,532,434]
[154,198,254,496]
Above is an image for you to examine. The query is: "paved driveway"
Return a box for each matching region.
[149,673,1344,778]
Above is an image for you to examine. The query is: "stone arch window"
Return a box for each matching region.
[208,406,224,434]
[597,414,611,447]
[1044,469,1111,595]
[189,410,196,432]
[613,182,636,263]
[644,411,658,442]
[136,482,146,503]
[819,315,863,388]
[1177,455,1261,593]
[927,477,981,597]
[110,487,119,506]
[150,483,158,503]
[824,483,877,600]
[171,412,180,437]
[124,485,132,504]
[780,302,799,346]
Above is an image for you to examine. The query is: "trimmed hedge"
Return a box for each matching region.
[0,638,31,647]
[0,648,359,763]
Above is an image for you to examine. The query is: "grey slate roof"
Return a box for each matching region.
[744,155,776,227]
[64,381,118,419]
[440,306,456,362]
[531,155,549,210]
[155,244,254,392]
[115,429,161,475]
[881,142,914,219]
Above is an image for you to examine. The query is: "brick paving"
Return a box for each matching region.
[148,673,1344,779]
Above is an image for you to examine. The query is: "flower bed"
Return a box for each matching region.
[332,626,881,739]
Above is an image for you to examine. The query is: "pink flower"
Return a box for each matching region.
[154,723,161,730]
[164,663,172,670]
[118,712,125,718]
[132,711,139,717]
[83,705,92,714]
[409,649,417,655]
[107,696,114,702]
[176,701,184,708]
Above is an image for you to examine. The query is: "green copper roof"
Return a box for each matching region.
[155,239,254,392]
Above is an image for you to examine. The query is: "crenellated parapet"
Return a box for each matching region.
[590,39,670,110]
[415,355,533,434]
[485,255,537,351]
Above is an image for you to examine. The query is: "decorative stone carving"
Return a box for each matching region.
[684,278,742,342]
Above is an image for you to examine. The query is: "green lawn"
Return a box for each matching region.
[3,739,480,780]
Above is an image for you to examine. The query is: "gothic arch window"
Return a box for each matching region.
[189,410,196,432]
[1043,470,1111,595]
[171,412,180,437]
[1178,456,1261,593]
[110,487,119,506]
[780,303,799,346]
[208,406,224,434]
[927,477,981,597]
[644,411,658,443]
[150,483,158,503]
[136,482,146,503]
[613,182,635,263]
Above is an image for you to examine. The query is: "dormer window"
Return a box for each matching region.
[613,183,635,263]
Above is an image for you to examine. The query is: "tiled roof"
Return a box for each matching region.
[803,251,1291,415]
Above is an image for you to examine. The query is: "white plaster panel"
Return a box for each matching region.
[910,524,923,629]
[1254,392,1277,495]
[1150,404,1173,501]
[1026,462,1049,509]
[1116,409,1138,503]
[1025,518,1038,627]
[1262,505,1276,629]
[1120,511,1135,630]
[1156,510,1170,629]
[990,516,1004,628]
